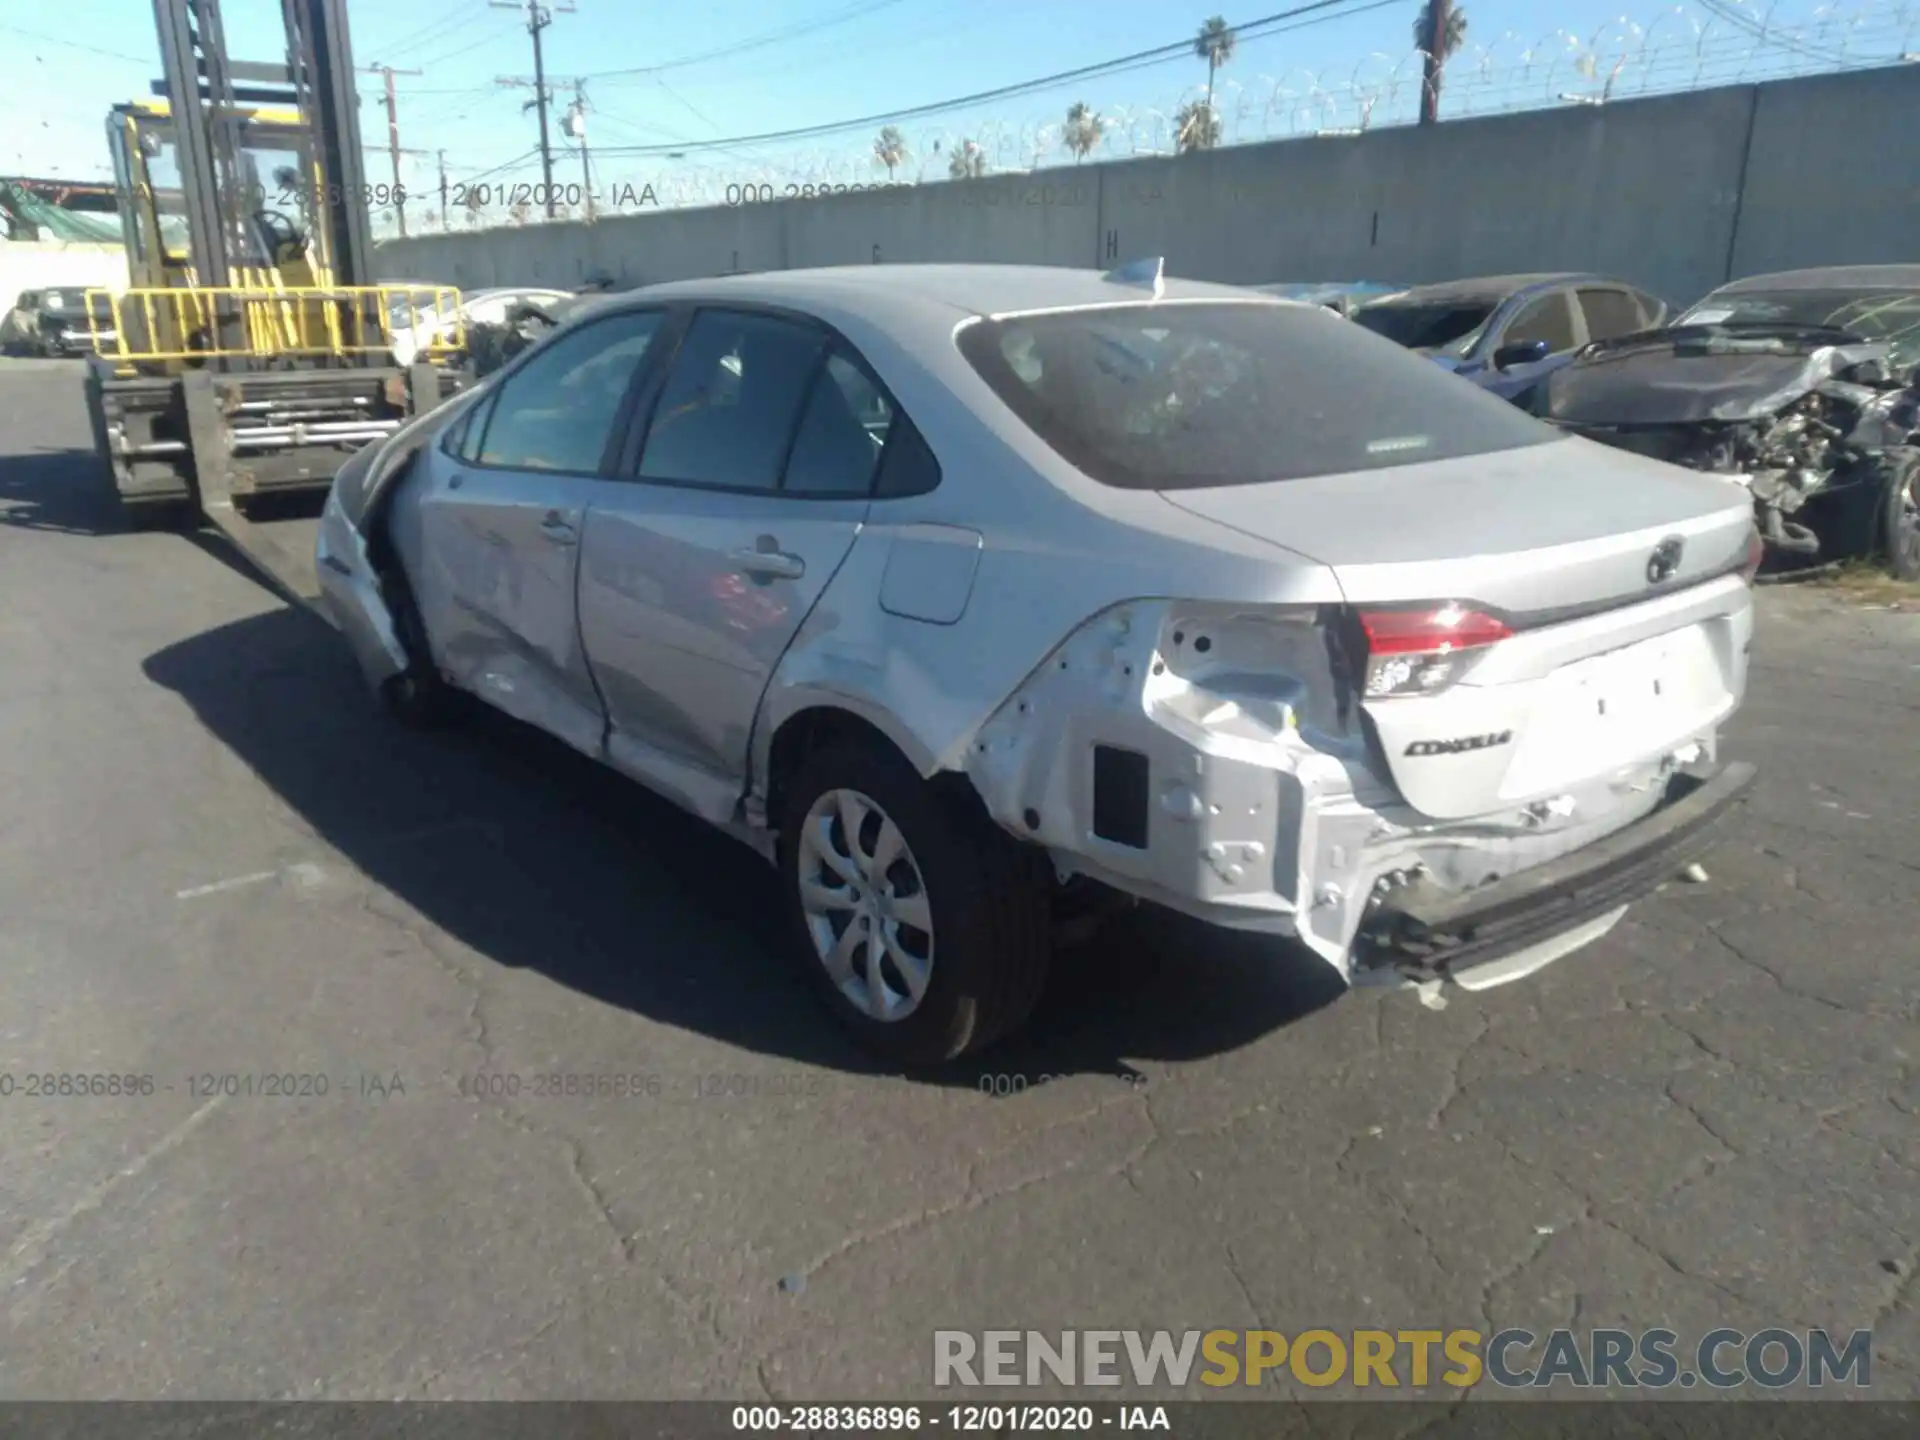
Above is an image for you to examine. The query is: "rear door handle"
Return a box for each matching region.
[731,546,805,581]
[540,511,577,545]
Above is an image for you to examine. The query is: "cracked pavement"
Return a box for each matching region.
[1,362,1915,1401]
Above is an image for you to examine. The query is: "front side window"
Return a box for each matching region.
[474,309,663,473]
[1502,292,1579,353]
[637,309,826,492]
[956,301,1559,490]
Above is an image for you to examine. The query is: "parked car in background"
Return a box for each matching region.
[1543,264,1920,579]
[388,286,573,366]
[317,261,1757,1064]
[1353,273,1670,405]
[1255,281,1407,317]
[1,287,115,357]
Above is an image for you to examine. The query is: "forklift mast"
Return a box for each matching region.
[149,0,374,310]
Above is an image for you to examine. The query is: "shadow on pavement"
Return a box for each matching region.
[0,447,125,535]
[143,606,1344,1084]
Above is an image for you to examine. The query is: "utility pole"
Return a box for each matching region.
[562,80,593,222]
[490,0,576,218]
[437,149,450,231]
[362,63,426,235]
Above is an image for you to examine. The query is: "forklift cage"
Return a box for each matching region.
[82,283,465,364]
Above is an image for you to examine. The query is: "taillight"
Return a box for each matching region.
[1739,522,1765,581]
[1357,603,1512,699]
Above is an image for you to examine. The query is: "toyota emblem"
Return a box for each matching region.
[1647,536,1685,584]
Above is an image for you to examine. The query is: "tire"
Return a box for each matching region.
[775,743,1053,1066]
[1875,449,1920,582]
[377,562,454,728]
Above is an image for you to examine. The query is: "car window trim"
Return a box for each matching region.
[459,306,672,479]
[617,302,919,503]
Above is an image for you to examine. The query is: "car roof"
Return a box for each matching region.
[1710,264,1920,295]
[1362,273,1607,306]
[617,263,1278,322]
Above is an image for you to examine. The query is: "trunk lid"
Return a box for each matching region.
[1158,437,1755,819]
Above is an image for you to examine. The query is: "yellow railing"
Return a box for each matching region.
[81,284,466,364]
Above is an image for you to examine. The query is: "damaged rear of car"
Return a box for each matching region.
[1541,266,1920,580]
[318,267,1761,1062]
[952,297,1759,997]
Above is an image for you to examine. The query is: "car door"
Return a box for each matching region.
[576,307,886,804]
[406,306,668,754]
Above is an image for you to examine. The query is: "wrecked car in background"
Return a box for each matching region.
[317,260,1759,1065]
[1542,265,1920,580]
[1351,273,1671,406]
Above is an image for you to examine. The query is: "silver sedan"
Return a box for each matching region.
[318,261,1761,1063]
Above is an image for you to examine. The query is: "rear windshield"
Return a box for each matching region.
[1352,300,1495,353]
[955,301,1558,489]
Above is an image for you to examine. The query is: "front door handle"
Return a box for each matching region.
[730,546,805,581]
[540,511,577,545]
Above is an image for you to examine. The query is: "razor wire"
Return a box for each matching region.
[410,0,1919,232]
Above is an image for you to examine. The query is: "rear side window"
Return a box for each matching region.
[782,351,890,496]
[637,309,826,492]
[955,302,1559,489]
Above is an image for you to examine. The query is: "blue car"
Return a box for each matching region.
[1351,272,1670,405]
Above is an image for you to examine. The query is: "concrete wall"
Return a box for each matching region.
[373,63,1920,309]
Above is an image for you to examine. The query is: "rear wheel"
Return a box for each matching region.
[776,744,1052,1066]
[1877,450,1920,582]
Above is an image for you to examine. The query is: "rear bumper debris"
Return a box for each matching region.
[1354,761,1756,987]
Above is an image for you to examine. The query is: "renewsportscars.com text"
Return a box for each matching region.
[932,1328,1873,1390]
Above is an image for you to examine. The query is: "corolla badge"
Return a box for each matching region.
[1647,536,1685,584]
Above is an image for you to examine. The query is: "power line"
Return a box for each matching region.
[591,0,1387,157]
[376,2,487,62]
[0,21,148,65]
[580,0,916,83]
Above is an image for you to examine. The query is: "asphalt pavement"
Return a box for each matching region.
[1,358,1916,1403]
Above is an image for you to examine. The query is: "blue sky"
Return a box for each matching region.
[1,0,1888,220]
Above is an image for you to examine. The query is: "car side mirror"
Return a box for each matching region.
[1494,340,1552,371]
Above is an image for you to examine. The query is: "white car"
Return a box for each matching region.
[387,286,573,366]
[318,261,1759,1063]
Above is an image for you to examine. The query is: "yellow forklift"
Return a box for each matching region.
[82,0,465,595]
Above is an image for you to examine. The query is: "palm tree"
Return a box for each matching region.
[1194,16,1236,115]
[1063,101,1105,163]
[1174,99,1221,154]
[1413,1,1469,126]
[948,139,988,180]
[873,125,908,181]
